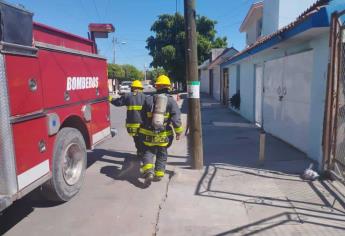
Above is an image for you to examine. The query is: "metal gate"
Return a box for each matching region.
[323,11,345,182]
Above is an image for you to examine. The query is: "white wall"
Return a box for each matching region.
[224,32,330,166]
[239,60,255,122]
[308,34,329,165]
[243,7,263,46]
[262,0,279,36]
[212,65,221,101]
[226,65,240,113]
[246,24,259,46]
[200,69,209,93]
[228,65,237,99]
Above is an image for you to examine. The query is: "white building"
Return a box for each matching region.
[221,0,345,168]
[199,48,238,102]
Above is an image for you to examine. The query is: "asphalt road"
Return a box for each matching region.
[0,104,184,236]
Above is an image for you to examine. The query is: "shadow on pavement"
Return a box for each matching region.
[216,211,345,236]
[196,164,345,235]
[192,95,345,235]
[87,148,148,189]
[0,189,63,235]
[90,149,178,189]
[0,149,141,234]
[87,149,132,168]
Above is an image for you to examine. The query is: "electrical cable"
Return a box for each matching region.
[92,0,101,22]
[104,0,111,20]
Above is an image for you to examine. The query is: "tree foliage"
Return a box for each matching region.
[146,67,167,81]
[146,13,227,83]
[108,64,125,79]
[107,63,143,81]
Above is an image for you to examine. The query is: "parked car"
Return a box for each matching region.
[119,81,132,94]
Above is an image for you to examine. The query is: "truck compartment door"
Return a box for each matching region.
[91,101,111,146]
[12,117,51,190]
[5,55,44,116]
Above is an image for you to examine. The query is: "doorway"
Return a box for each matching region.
[263,50,313,154]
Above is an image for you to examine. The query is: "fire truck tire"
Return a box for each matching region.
[43,127,87,202]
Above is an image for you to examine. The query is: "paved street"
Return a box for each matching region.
[1,95,345,236]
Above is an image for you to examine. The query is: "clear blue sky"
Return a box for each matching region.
[10,0,255,70]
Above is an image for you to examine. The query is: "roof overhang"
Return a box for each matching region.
[240,1,263,33]
[208,47,239,69]
[198,59,210,70]
[222,6,330,67]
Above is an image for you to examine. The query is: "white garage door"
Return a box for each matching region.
[263,50,313,154]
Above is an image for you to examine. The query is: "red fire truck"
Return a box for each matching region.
[0,2,115,211]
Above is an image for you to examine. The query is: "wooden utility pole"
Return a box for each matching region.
[184,0,203,169]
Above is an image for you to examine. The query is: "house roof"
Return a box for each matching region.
[239,1,264,32]
[222,0,331,67]
[298,0,330,19]
[198,59,210,70]
[208,47,239,68]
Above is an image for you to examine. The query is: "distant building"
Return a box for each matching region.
[198,48,238,102]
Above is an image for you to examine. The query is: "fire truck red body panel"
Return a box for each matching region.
[0,2,113,210]
[5,25,111,178]
[37,50,108,107]
[13,117,51,175]
[33,22,95,53]
[6,55,44,116]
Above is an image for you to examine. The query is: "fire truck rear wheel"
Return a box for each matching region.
[44,127,87,202]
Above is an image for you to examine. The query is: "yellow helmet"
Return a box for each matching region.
[155,75,171,86]
[131,80,143,89]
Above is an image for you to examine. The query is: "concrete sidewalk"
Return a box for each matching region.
[2,95,345,236]
[157,95,345,236]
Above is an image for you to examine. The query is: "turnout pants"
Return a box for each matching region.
[133,135,144,154]
[141,146,168,177]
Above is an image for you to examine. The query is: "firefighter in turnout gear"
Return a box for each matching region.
[109,80,146,157]
[139,75,183,185]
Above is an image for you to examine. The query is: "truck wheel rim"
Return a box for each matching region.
[63,143,83,186]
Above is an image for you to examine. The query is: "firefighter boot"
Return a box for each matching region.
[153,170,165,182]
[144,173,154,186]
[153,176,163,182]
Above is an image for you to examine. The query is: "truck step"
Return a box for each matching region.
[0,195,12,212]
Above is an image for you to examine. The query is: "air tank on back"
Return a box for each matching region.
[152,94,168,130]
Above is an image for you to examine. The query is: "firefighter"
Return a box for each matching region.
[139,75,183,185]
[109,80,146,157]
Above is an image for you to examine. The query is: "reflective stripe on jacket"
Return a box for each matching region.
[111,92,146,135]
[140,92,183,147]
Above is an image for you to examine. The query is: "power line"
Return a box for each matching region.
[79,0,93,21]
[217,20,243,30]
[104,0,111,20]
[92,0,101,22]
[213,0,251,19]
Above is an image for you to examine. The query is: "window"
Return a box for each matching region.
[257,18,263,39]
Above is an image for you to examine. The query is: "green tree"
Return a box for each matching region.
[108,63,125,79]
[122,64,144,81]
[147,67,166,81]
[146,13,227,84]
[107,63,143,81]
